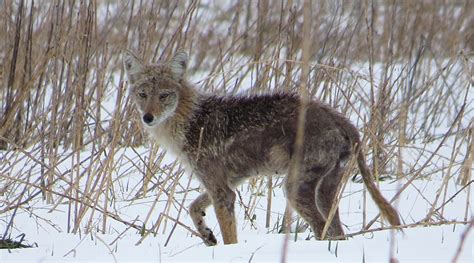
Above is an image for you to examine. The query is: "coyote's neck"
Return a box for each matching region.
[172,83,201,139]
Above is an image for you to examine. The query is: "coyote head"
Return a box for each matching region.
[123,50,188,127]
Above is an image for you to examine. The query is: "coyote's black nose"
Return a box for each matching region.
[143,113,154,124]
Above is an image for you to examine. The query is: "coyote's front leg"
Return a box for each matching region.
[190,193,217,246]
[211,187,238,244]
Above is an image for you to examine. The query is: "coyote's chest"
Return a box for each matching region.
[146,125,185,158]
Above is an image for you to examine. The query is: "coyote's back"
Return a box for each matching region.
[123,50,400,246]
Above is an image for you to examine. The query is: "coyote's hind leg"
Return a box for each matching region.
[285,176,327,239]
[316,164,345,239]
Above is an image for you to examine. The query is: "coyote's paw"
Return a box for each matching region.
[202,227,217,246]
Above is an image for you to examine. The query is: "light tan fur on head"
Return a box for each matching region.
[123,50,199,156]
[123,50,187,126]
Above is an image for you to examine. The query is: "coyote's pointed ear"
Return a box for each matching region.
[169,50,188,80]
[123,50,144,84]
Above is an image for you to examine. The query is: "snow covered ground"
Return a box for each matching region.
[1,60,473,262]
[1,223,472,262]
[1,1,472,262]
[1,145,472,262]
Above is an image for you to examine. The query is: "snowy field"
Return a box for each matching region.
[1,58,473,262]
[1,61,472,261]
[1,143,472,262]
[1,1,473,262]
[2,222,473,262]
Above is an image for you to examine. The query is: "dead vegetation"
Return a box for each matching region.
[0,0,472,257]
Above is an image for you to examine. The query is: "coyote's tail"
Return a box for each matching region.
[356,144,401,227]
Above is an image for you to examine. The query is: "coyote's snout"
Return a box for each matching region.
[123,49,400,246]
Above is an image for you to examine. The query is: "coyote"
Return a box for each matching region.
[123,50,400,246]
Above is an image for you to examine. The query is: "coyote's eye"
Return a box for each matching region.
[159,93,170,100]
[138,91,147,99]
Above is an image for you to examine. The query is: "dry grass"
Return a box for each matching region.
[0,0,472,256]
